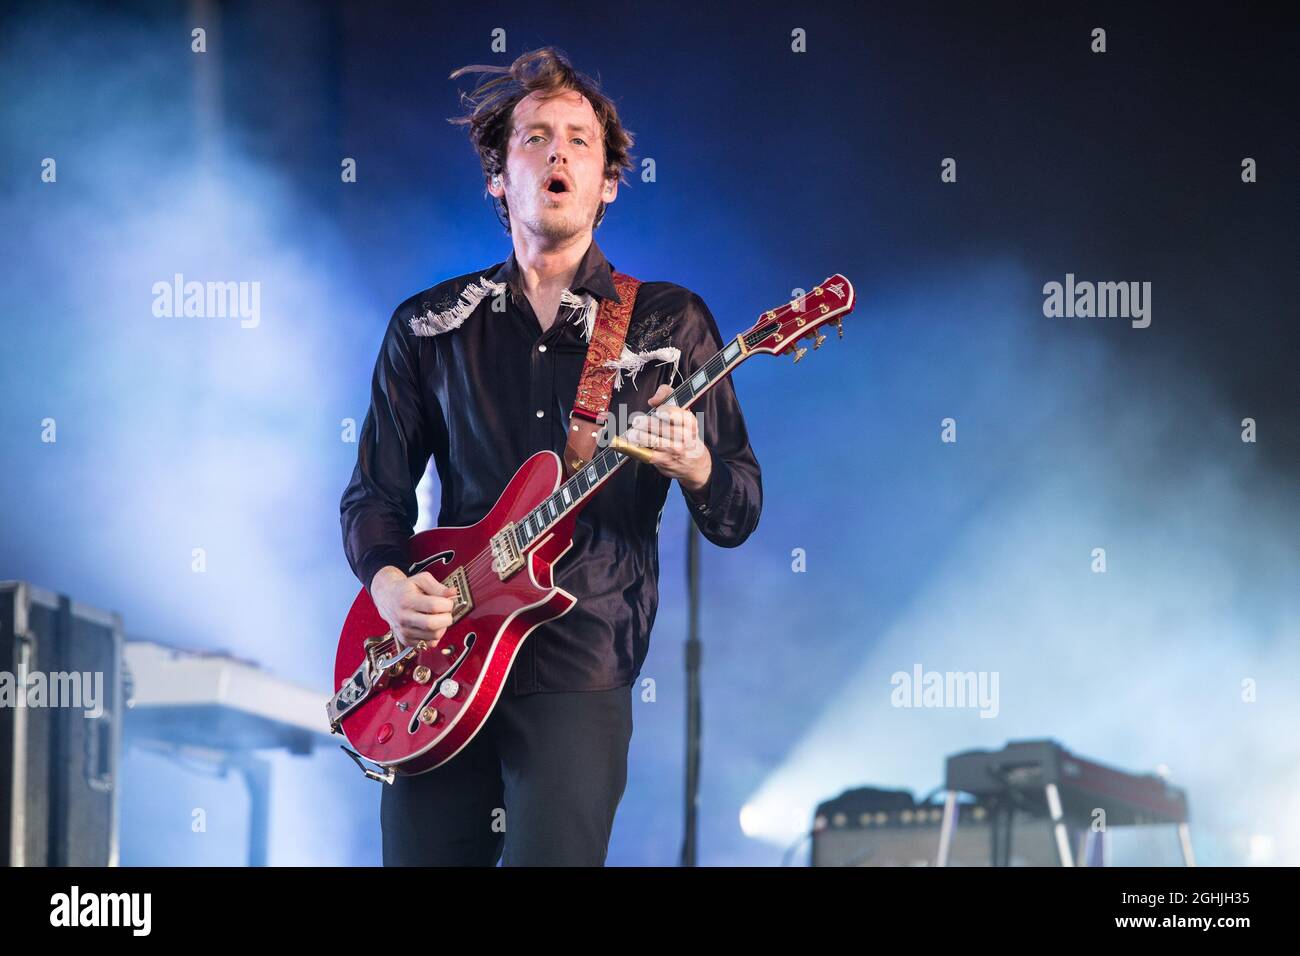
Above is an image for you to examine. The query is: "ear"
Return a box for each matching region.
[601,175,619,204]
[487,173,505,199]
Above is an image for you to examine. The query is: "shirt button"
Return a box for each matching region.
[535,409,545,418]
[538,344,547,352]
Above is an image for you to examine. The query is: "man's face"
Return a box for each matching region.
[489,89,617,242]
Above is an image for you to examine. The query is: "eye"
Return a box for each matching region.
[572,137,588,146]
[525,134,543,144]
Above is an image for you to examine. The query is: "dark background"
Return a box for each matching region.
[1,0,1296,865]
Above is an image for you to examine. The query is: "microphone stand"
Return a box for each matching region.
[680,520,702,867]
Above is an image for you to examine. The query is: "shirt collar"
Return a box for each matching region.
[490,238,622,305]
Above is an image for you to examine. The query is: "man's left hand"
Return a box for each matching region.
[626,384,712,495]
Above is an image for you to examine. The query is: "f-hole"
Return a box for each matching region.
[409,550,455,575]
[407,632,477,734]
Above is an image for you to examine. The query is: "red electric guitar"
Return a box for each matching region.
[328,276,856,781]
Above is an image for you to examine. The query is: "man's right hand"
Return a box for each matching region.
[369,565,460,649]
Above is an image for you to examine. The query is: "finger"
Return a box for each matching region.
[681,431,707,459]
[637,416,686,444]
[649,405,687,427]
[646,384,674,407]
[410,571,458,597]
[634,421,688,451]
[392,625,428,648]
[407,593,457,614]
[401,611,454,635]
[629,429,670,452]
[682,411,699,442]
[661,419,693,445]
[653,412,698,450]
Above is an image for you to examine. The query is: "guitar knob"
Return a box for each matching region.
[792,347,808,364]
[418,706,438,725]
[412,665,432,684]
[439,679,461,699]
[813,332,826,349]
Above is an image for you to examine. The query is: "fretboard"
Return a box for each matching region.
[513,321,779,552]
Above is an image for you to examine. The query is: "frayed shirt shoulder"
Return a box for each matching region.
[404,272,508,337]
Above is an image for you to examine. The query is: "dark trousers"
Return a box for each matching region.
[380,683,633,866]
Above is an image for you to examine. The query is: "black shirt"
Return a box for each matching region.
[340,238,762,694]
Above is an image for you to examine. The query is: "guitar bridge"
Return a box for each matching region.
[490,523,525,580]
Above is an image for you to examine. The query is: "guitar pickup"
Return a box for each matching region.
[490,523,525,580]
[443,565,473,624]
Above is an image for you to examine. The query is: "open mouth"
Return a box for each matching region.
[544,176,570,194]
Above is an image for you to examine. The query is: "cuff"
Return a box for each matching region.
[684,447,734,519]
[358,546,411,594]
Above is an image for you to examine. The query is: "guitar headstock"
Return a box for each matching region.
[741,275,856,363]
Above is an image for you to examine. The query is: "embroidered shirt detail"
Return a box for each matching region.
[604,308,680,390]
[409,276,507,336]
[603,345,682,391]
[625,309,674,355]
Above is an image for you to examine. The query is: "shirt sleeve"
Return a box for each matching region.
[673,291,763,548]
[340,308,436,591]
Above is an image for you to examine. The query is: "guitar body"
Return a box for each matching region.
[332,450,577,775]
[329,272,855,780]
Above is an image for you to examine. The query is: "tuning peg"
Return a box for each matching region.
[792,346,808,364]
[813,331,827,350]
[835,318,844,338]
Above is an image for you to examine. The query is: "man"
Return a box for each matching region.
[340,47,761,866]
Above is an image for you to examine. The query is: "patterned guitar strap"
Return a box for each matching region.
[563,271,643,479]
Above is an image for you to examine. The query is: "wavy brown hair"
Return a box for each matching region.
[448,47,635,233]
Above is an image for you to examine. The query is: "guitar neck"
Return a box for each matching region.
[512,323,776,553]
